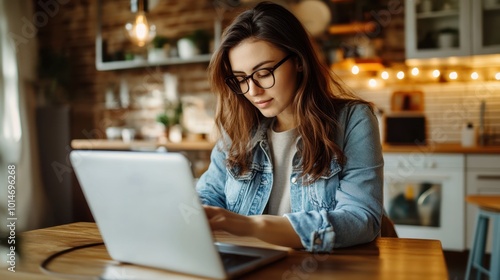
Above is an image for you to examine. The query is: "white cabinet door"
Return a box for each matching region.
[465,154,500,252]
[405,0,472,59]
[471,0,500,55]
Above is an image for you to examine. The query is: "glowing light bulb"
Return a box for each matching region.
[449,71,458,80]
[411,67,419,76]
[397,71,405,80]
[471,72,479,80]
[432,69,441,78]
[495,72,500,80]
[125,11,156,47]
[381,71,389,80]
[351,65,360,75]
[368,78,377,88]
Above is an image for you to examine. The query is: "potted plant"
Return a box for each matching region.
[188,29,210,54]
[156,101,183,142]
[437,28,459,49]
[148,35,169,62]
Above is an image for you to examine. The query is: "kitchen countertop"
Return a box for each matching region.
[70,139,215,151]
[382,143,500,154]
[71,139,500,154]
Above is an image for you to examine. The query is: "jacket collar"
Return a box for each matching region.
[248,118,274,150]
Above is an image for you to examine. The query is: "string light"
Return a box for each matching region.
[381,71,389,80]
[449,71,458,80]
[351,66,500,85]
[471,72,479,80]
[397,71,405,80]
[351,65,360,75]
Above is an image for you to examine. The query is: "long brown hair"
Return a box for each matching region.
[208,1,366,182]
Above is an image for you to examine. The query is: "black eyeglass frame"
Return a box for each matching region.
[224,54,294,95]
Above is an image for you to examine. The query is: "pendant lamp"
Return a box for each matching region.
[125,0,156,47]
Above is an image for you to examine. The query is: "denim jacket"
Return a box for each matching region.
[196,103,384,252]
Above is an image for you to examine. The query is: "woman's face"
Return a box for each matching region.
[227,39,300,131]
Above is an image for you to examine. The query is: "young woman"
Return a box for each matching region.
[196,1,384,252]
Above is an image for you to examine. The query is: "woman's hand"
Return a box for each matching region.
[203,205,303,249]
[203,205,255,236]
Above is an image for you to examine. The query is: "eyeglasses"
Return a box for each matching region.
[225,54,293,95]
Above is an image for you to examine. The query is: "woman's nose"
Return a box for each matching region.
[247,79,264,96]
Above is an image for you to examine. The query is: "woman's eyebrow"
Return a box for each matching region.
[252,60,274,70]
[232,59,275,74]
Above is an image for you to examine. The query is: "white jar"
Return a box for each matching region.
[461,123,477,147]
[148,48,167,62]
[169,124,183,143]
[177,38,199,59]
[121,128,136,143]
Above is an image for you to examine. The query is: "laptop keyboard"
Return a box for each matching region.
[219,252,261,269]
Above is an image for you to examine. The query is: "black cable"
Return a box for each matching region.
[39,241,105,280]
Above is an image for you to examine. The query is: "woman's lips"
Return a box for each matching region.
[254,98,273,109]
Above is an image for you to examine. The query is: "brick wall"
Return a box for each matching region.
[356,82,500,144]
[36,0,243,140]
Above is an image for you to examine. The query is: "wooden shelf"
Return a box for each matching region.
[96,54,213,71]
[328,22,376,35]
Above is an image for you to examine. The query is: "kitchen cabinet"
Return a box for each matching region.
[472,0,500,55]
[465,154,500,252]
[406,0,500,59]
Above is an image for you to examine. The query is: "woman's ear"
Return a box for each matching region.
[295,58,303,72]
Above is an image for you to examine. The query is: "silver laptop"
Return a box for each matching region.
[70,150,287,279]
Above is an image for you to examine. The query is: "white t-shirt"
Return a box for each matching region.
[266,126,298,216]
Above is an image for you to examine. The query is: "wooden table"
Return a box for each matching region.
[5,222,448,279]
